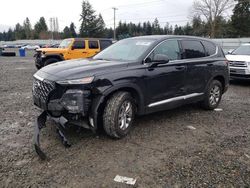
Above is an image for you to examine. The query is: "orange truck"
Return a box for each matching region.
[34,38,113,69]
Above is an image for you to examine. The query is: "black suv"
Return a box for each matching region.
[33,35,229,159]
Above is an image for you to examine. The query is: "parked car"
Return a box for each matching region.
[32,35,229,159]
[226,43,250,80]
[34,38,113,69]
[41,44,60,48]
[21,45,40,50]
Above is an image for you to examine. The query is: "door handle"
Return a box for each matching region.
[175,66,186,70]
[207,63,213,67]
[82,52,87,54]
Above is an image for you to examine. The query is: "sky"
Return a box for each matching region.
[0,0,194,32]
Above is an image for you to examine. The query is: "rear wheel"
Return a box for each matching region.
[103,92,136,139]
[201,80,222,110]
[44,58,59,66]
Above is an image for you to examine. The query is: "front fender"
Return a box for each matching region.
[89,82,145,132]
[43,54,65,61]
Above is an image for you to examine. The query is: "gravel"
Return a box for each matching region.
[0,54,250,187]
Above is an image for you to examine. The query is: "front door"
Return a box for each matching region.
[145,39,187,111]
[69,40,88,59]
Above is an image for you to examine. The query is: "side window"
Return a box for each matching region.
[72,41,85,49]
[100,40,112,50]
[151,40,181,61]
[202,41,217,56]
[181,40,205,59]
[89,40,99,49]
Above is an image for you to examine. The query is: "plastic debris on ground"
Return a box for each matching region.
[114,175,137,185]
[187,126,196,130]
[214,108,223,112]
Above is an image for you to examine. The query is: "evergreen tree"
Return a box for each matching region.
[63,26,71,38]
[34,17,48,39]
[79,0,98,37]
[69,22,77,37]
[146,21,152,35]
[192,16,206,36]
[183,23,193,35]
[7,29,15,41]
[94,14,106,37]
[152,18,161,34]
[231,0,250,37]
[23,17,32,39]
[14,23,25,39]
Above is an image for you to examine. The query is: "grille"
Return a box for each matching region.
[229,61,247,67]
[33,78,55,102]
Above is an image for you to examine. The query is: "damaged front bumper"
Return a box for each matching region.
[34,111,72,160]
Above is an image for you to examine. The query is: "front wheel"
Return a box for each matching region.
[103,92,136,139]
[201,80,223,110]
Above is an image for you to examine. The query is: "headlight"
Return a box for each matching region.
[57,76,94,85]
[61,90,84,113]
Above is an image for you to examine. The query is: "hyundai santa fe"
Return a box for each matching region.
[32,35,229,159]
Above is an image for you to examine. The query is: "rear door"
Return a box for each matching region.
[87,40,100,57]
[180,39,212,94]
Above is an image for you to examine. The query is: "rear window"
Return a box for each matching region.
[202,41,217,56]
[89,41,99,49]
[100,40,112,50]
[181,40,206,59]
[72,41,85,49]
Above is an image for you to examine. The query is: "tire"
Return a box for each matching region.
[201,80,223,110]
[103,92,136,139]
[44,58,59,66]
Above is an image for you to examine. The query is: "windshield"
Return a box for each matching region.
[59,39,72,49]
[232,45,250,55]
[93,38,155,61]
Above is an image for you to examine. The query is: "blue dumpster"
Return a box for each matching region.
[19,48,26,57]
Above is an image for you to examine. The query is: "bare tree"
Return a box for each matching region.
[193,0,234,38]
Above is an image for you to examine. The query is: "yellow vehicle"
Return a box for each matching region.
[34,38,113,69]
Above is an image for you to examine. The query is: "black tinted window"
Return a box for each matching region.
[202,41,217,56]
[100,40,112,50]
[72,41,85,49]
[181,40,205,59]
[152,40,180,61]
[89,41,99,49]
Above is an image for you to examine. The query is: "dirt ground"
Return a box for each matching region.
[0,52,250,187]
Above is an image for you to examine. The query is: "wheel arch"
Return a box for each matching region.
[90,84,145,132]
[101,84,145,115]
[44,54,64,62]
[206,75,226,94]
[213,75,226,93]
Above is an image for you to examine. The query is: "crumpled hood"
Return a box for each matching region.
[226,55,250,62]
[34,58,128,81]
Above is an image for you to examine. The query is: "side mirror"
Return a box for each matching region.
[152,54,170,65]
[227,49,233,54]
[71,46,75,50]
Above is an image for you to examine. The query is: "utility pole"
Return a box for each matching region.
[112,7,118,40]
